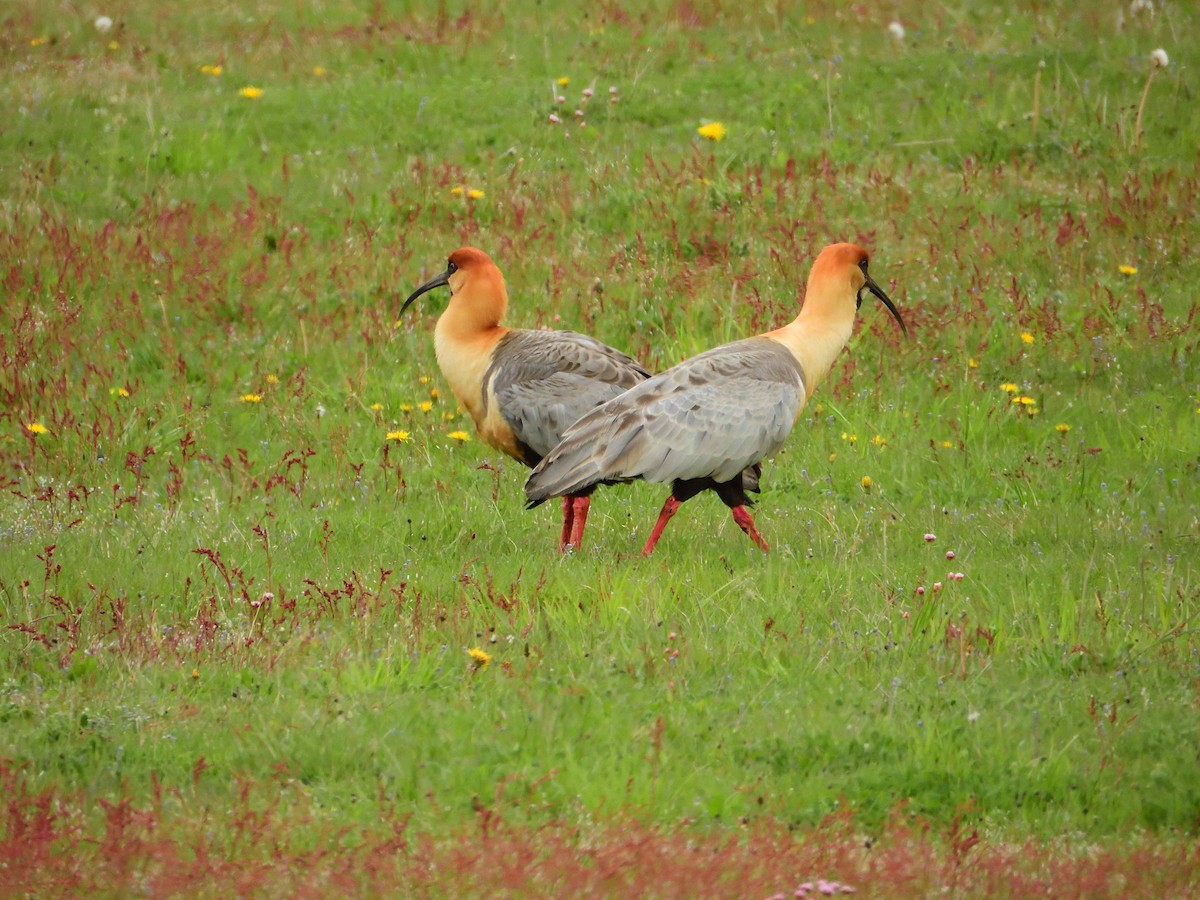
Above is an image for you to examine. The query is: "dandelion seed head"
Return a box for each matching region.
[1150,48,1169,68]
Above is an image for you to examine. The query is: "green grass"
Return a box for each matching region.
[2,0,1199,893]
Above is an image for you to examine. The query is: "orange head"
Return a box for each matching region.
[804,242,906,335]
[400,246,509,329]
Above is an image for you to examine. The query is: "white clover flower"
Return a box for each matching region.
[887,21,905,41]
[1150,48,1169,68]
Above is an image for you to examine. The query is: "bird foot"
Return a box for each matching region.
[731,505,769,552]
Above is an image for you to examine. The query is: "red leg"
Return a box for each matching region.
[731,504,769,552]
[567,495,590,550]
[642,495,682,557]
[559,496,574,553]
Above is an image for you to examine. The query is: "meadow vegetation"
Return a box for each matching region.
[2,0,1198,895]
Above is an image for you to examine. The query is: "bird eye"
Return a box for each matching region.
[858,258,869,274]
[446,259,458,275]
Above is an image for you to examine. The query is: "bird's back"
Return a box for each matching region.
[486,329,650,463]
[526,336,805,503]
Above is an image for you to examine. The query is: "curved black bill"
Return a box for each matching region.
[863,273,907,336]
[399,266,452,318]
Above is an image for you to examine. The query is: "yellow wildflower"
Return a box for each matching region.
[860,475,873,490]
[191,667,200,680]
[370,402,383,411]
[1020,332,1034,345]
[239,86,264,99]
[399,403,413,413]
[418,376,432,384]
[429,388,440,400]
[386,430,411,442]
[450,186,464,196]
[697,121,727,141]
[1012,396,1036,406]
[200,64,223,76]
[557,76,570,86]
[419,401,433,413]
[1055,423,1070,434]
[448,430,471,442]
[108,41,119,50]
[1118,264,1137,276]
[967,357,979,369]
[266,374,279,384]
[1000,383,1019,393]
[813,403,825,415]
[828,453,837,462]
[109,386,130,398]
[31,36,49,46]
[467,188,485,200]
[312,66,328,77]
[941,440,953,449]
[467,646,492,669]
[25,422,49,435]
[240,393,263,403]
[840,432,857,444]
[871,434,888,447]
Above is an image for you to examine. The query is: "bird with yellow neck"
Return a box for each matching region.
[400,246,650,551]
[524,242,906,555]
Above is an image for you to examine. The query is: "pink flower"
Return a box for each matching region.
[933,581,943,592]
[946,550,956,559]
[548,113,562,124]
[924,533,937,542]
[916,586,926,596]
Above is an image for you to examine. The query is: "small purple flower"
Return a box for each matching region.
[548,113,562,124]
[924,533,937,542]
[946,550,956,560]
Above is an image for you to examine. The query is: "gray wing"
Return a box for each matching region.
[526,338,804,501]
[486,330,650,459]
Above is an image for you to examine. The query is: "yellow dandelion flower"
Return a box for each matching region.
[557,76,570,86]
[429,388,440,400]
[967,357,979,369]
[467,646,492,668]
[860,475,873,490]
[108,40,119,50]
[109,386,130,398]
[200,64,223,76]
[696,121,727,141]
[399,403,413,413]
[941,440,953,449]
[240,393,263,403]
[467,188,485,200]
[191,667,200,680]
[840,432,857,444]
[828,452,837,462]
[419,401,433,413]
[239,86,264,99]
[448,430,471,442]
[418,376,432,384]
[450,186,464,196]
[1000,383,1019,393]
[266,374,279,384]
[442,412,456,421]
[312,66,328,77]
[1118,264,1137,276]
[1020,332,1034,345]
[1027,406,1040,417]
[1055,423,1070,434]
[813,403,825,415]
[871,434,888,447]
[370,402,383,411]
[25,422,49,435]
[386,430,411,442]
[1012,396,1036,406]
[31,36,49,46]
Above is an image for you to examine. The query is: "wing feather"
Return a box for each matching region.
[526,337,805,502]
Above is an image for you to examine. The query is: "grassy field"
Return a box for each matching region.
[2,0,1199,895]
